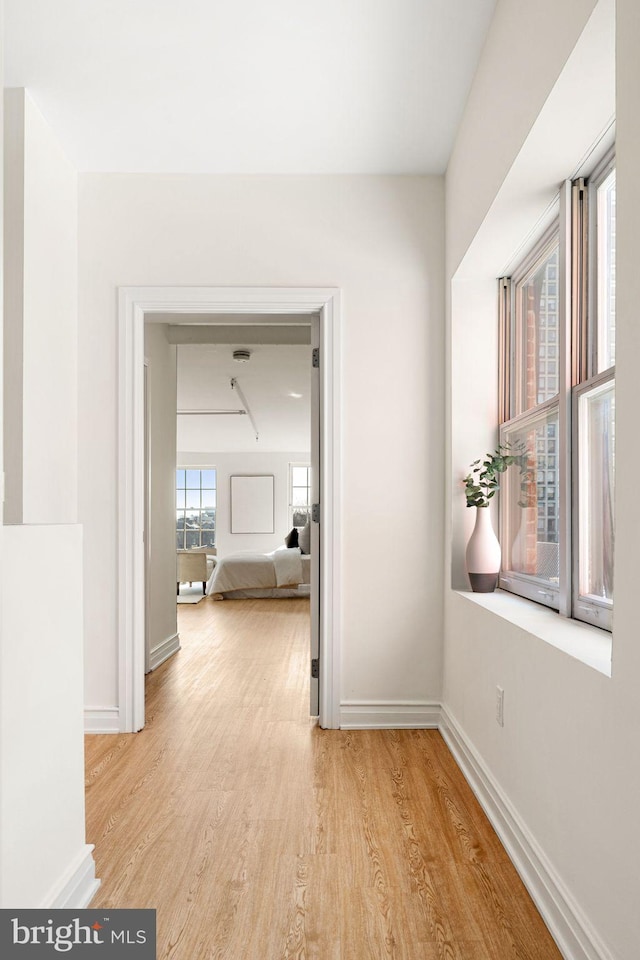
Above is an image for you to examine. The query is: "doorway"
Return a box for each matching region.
[168,318,319,714]
[117,286,341,732]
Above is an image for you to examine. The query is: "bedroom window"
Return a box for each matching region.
[499,152,615,631]
[289,463,311,529]
[176,468,217,549]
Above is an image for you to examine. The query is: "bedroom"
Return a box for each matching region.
[145,316,318,690]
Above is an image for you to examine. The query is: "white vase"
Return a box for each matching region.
[465,506,501,593]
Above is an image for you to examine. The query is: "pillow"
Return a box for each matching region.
[298,520,311,555]
[284,527,299,548]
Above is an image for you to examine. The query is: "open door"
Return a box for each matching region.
[310,316,320,717]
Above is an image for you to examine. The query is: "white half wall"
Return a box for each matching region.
[79,175,445,712]
[445,1,640,957]
[1,88,94,907]
[0,524,97,908]
[3,88,24,523]
[3,89,78,525]
[178,450,310,557]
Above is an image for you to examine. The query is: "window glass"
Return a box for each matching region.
[578,381,615,602]
[185,489,200,509]
[292,507,310,527]
[201,469,216,488]
[201,490,216,510]
[185,530,200,549]
[289,463,311,529]
[502,408,560,586]
[291,466,309,487]
[597,170,616,372]
[292,487,309,507]
[499,161,615,630]
[516,243,560,413]
[176,468,216,549]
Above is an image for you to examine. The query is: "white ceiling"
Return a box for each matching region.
[176,341,311,453]
[4,0,496,174]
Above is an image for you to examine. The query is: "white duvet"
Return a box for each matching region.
[206,547,306,597]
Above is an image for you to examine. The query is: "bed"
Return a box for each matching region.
[205,546,311,600]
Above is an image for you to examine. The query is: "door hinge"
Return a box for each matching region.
[311,658,320,679]
[312,347,320,368]
[311,503,320,523]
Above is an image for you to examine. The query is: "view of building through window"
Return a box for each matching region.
[502,410,560,584]
[504,238,561,586]
[176,468,216,549]
[518,246,559,411]
[499,157,616,629]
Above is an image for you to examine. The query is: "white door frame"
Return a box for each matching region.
[143,359,151,674]
[117,286,342,732]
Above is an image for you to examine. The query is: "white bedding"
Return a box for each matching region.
[206,547,310,599]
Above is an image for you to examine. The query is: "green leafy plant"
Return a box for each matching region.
[463,443,531,508]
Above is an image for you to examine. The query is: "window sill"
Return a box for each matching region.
[453,589,612,677]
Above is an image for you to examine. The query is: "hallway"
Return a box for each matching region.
[85,598,561,959]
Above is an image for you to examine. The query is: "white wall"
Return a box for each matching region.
[445,1,640,957]
[1,92,95,907]
[3,90,78,524]
[144,325,178,667]
[1,524,96,907]
[178,450,310,557]
[446,0,601,279]
[78,175,445,717]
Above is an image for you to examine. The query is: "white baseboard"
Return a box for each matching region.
[439,706,614,960]
[340,700,441,729]
[84,707,120,734]
[84,632,180,732]
[47,845,100,909]
[149,632,181,672]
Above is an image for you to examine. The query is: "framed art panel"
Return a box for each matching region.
[230,475,275,533]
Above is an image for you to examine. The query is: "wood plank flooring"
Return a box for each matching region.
[85,597,562,960]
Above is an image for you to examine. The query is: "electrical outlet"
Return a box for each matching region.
[496,686,504,726]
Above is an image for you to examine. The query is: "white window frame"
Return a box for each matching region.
[499,224,562,612]
[176,466,217,549]
[288,462,311,529]
[572,371,614,628]
[499,151,615,631]
[499,397,562,611]
[571,150,616,630]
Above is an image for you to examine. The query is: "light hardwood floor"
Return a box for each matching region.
[85,597,562,960]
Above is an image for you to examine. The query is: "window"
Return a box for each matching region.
[499,153,615,630]
[176,468,216,549]
[289,463,311,529]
